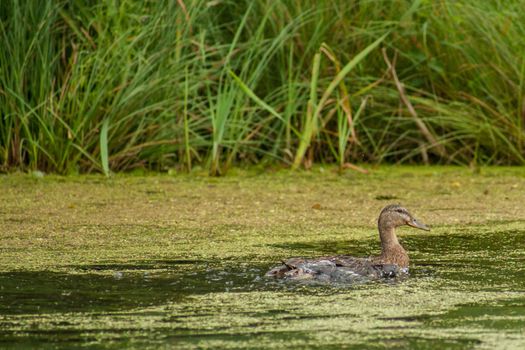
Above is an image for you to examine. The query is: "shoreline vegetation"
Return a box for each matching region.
[1,1,524,175]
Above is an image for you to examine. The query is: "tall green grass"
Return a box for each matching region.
[1,0,524,174]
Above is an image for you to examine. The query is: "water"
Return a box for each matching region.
[1,230,524,349]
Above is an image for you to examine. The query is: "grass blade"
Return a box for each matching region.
[100,119,110,176]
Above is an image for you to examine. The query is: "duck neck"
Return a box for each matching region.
[378,225,409,267]
[379,223,399,244]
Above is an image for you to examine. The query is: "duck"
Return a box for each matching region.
[265,204,430,282]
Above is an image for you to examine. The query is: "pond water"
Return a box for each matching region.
[1,169,525,348]
[1,228,524,349]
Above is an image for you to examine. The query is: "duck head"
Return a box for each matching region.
[378,204,430,231]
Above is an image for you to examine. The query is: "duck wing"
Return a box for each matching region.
[265,256,407,280]
[331,255,408,277]
[266,256,379,280]
[324,255,381,277]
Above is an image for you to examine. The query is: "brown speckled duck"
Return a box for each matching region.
[266,204,430,282]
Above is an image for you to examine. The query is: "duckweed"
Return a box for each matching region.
[0,166,524,349]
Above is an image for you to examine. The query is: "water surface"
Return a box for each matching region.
[1,229,524,349]
[1,169,524,349]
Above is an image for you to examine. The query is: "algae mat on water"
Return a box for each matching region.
[0,167,524,349]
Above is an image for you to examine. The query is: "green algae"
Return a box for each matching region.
[1,166,525,349]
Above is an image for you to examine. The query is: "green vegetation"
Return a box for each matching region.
[1,1,525,174]
[1,165,525,270]
[1,167,525,348]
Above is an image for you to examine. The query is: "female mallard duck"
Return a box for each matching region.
[266,204,429,282]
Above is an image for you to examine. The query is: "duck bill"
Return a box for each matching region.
[407,218,430,231]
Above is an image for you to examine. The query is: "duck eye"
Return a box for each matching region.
[395,209,404,213]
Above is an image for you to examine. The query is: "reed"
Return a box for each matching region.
[1,0,523,174]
